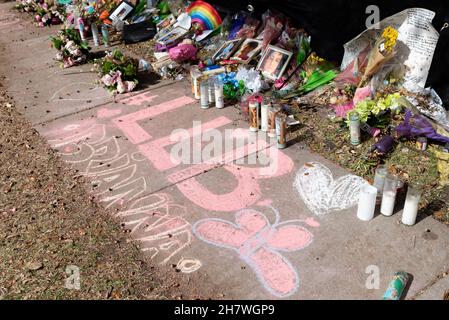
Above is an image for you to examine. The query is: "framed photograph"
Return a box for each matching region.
[212,38,243,61]
[257,45,293,80]
[230,39,263,64]
[156,26,189,46]
[156,14,176,30]
[109,1,134,24]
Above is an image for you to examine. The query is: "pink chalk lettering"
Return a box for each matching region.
[119,93,157,106]
[172,147,294,212]
[138,116,233,171]
[113,96,195,144]
[97,107,122,119]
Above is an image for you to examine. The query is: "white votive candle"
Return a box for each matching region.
[261,98,270,132]
[380,174,398,216]
[401,184,422,226]
[357,184,378,221]
[381,191,396,216]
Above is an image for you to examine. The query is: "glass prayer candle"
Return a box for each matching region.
[101,24,109,47]
[401,183,422,226]
[275,113,287,149]
[200,79,210,109]
[78,20,85,41]
[214,77,224,109]
[268,105,280,138]
[349,111,361,145]
[190,66,201,100]
[248,99,259,132]
[208,77,215,106]
[91,23,99,47]
[373,165,388,194]
[381,174,398,216]
[260,97,271,132]
[357,184,378,221]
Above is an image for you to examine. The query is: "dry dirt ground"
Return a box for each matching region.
[0,90,203,300]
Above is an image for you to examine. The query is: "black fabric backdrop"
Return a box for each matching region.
[208,0,449,103]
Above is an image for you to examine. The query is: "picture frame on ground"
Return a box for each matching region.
[156,26,189,46]
[257,45,293,80]
[156,14,176,30]
[212,38,243,61]
[108,1,134,24]
[230,39,263,64]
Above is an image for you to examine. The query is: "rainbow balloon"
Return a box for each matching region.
[187,1,222,31]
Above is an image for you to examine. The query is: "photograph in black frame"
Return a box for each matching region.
[108,1,135,25]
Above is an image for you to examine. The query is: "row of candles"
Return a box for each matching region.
[357,165,422,226]
[78,19,110,47]
[194,76,288,149]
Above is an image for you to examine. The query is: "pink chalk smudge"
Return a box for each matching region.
[97,107,122,119]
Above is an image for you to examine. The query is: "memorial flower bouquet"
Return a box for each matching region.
[360,26,398,86]
[347,92,404,125]
[95,49,138,94]
[50,27,90,68]
[16,0,64,27]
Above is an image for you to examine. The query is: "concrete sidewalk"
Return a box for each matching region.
[1,2,448,300]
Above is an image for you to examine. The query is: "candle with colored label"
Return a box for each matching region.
[249,99,259,132]
[349,111,361,145]
[101,24,109,47]
[78,18,85,41]
[91,23,99,47]
[275,114,287,149]
[268,105,280,138]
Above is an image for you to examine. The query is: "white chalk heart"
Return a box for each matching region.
[294,162,368,215]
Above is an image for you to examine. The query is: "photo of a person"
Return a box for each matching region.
[257,46,292,80]
[231,39,262,63]
[212,39,242,61]
[157,27,188,46]
[109,1,134,23]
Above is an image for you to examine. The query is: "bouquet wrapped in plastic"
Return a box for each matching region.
[360,26,398,86]
[260,10,284,49]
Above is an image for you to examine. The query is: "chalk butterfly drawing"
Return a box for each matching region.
[294,162,368,215]
[193,206,319,297]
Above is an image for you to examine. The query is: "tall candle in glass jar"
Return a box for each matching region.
[200,80,210,109]
[275,114,287,149]
[401,184,422,226]
[214,77,224,109]
[248,99,259,132]
[349,111,361,145]
[381,174,398,216]
[208,77,215,106]
[91,23,100,47]
[260,97,270,132]
[373,165,388,194]
[357,184,378,221]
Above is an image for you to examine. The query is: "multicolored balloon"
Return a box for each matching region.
[187,0,222,31]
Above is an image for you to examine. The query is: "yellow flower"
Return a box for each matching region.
[381,26,398,53]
